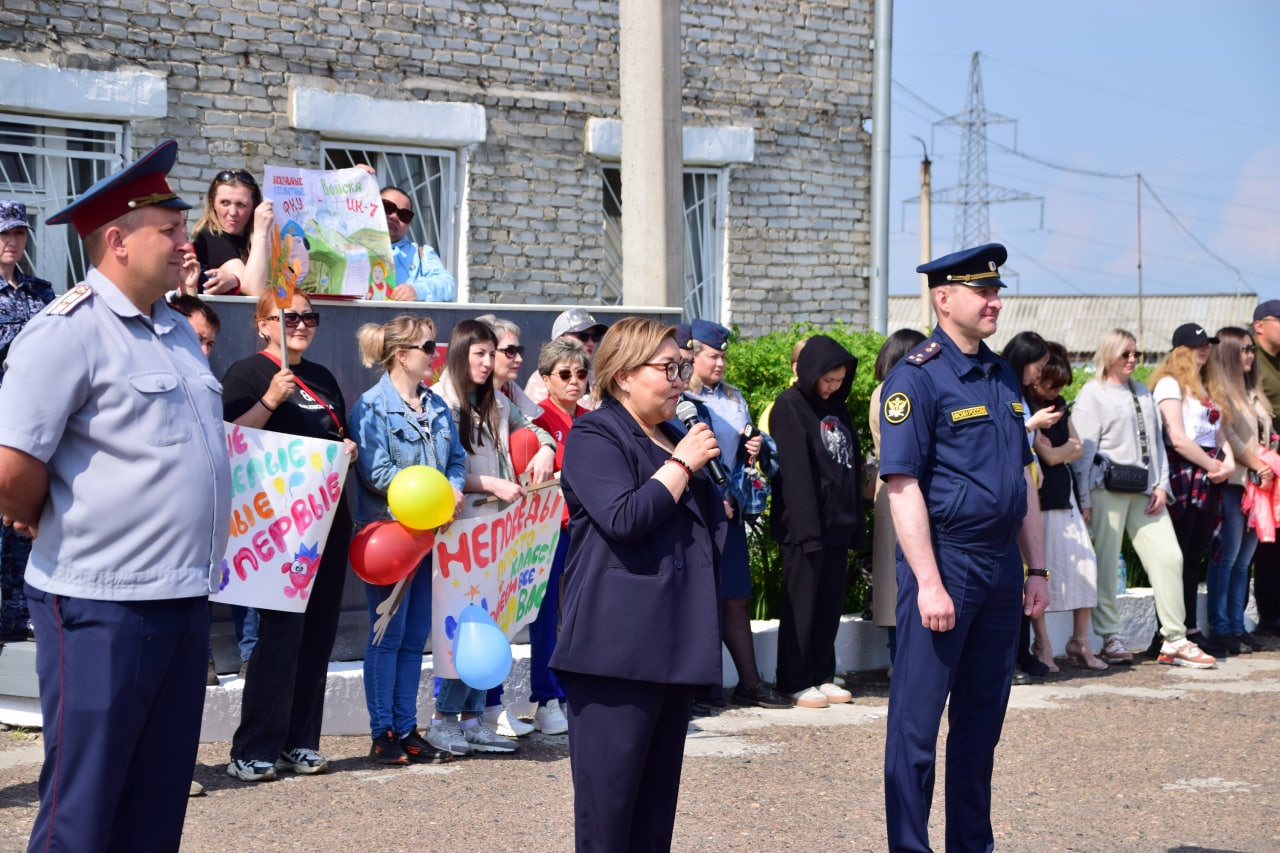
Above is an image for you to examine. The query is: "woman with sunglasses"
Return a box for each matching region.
[221,291,359,781]
[191,169,270,296]
[1206,327,1273,655]
[350,315,464,766]
[426,319,556,756]
[1071,329,1214,668]
[549,318,724,849]
[1148,323,1234,660]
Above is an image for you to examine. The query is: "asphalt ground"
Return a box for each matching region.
[0,644,1277,852]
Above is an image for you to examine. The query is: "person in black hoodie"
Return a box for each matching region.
[769,334,865,709]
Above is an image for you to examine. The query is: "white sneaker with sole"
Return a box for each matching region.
[275,747,328,774]
[483,704,534,737]
[791,687,829,709]
[463,722,519,753]
[227,758,277,782]
[426,721,474,756]
[534,699,569,735]
[818,682,852,704]
[1158,639,1216,668]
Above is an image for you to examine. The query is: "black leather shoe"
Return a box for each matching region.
[1011,671,1032,686]
[732,682,794,710]
[690,702,712,718]
[1253,619,1280,637]
[1018,658,1049,677]
[1235,631,1264,652]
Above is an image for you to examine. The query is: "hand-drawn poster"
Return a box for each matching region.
[210,423,351,612]
[430,486,563,679]
[263,165,397,300]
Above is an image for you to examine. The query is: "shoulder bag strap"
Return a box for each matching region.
[1128,382,1150,467]
[258,349,345,438]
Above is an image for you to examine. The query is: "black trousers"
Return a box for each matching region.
[1253,540,1280,624]
[26,586,207,853]
[1171,486,1219,634]
[775,544,848,695]
[564,673,694,853]
[231,518,350,761]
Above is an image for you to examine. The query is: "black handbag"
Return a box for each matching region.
[1098,383,1151,493]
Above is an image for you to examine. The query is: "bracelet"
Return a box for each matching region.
[666,456,693,480]
[259,397,277,413]
[1026,568,1049,579]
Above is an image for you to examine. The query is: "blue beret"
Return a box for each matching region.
[47,140,191,238]
[689,319,730,351]
[917,243,1008,289]
[673,323,693,350]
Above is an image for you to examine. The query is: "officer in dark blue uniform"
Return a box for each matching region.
[879,243,1050,853]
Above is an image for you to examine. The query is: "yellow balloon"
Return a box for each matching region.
[388,465,455,531]
[311,452,323,470]
[273,477,286,494]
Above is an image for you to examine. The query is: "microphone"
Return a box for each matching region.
[675,400,728,486]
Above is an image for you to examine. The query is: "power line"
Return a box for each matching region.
[1139,176,1248,289]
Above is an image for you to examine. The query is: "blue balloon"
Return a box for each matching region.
[453,619,512,690]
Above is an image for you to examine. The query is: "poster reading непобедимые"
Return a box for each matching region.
[263,165,396,300]
[210,423,351,613]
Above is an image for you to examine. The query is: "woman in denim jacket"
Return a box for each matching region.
[350,315,466,766]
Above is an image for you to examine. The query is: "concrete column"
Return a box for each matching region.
[619,0,683,310]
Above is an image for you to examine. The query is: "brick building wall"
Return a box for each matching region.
[0,0,873,336]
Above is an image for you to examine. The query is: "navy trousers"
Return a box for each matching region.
[564,673,694,853]
[25,584,208,853]
[884,544,1023,853]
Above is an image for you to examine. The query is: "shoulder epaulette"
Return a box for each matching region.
[904,339,942,366]
[45,285,93,316]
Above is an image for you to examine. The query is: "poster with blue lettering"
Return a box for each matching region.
[210,423,352,612]
[430,487,563,679]
[263,165,396,300]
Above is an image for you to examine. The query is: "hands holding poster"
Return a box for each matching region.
[263,165,397,300]
[211,423,351,612]
[430,485,563,679]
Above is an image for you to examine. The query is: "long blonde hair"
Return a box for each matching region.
[1148,344,1223,405]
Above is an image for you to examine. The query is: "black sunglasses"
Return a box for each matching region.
[282,311,320,328]
[216,169,256,186]
[553,368,589,382]
[496,344,525,358]
[402,340,437,356]
[568,329,603,343]
[382,199,415,225]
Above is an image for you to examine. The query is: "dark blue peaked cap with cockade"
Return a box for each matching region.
[689,319,731,351]
[917,242,1008,289]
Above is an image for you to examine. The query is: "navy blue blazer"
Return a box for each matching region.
[550,397,726,685]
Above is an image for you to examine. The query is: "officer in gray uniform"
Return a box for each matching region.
[879,243,1050,853]
[0,140,231,853]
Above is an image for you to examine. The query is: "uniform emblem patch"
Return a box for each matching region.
[45,285,93,316]
[884,392,910,424]
[1011,402,1025,416]
[950,406,989,423]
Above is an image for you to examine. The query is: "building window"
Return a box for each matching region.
[321,143,457,275]
[0,114,124,292]
[599,165,726,321]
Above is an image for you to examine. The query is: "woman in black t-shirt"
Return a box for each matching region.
[223,290,358,783]
[190,169,270,296]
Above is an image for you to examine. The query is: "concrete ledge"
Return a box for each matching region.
[0,56,167,120]
[585,117,755,165]
[290,87,486,146]
[0,587,1257,739]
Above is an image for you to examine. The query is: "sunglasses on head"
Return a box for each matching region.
[568,329,603,343]
[281,311,320,328]
[403,340,436,356]
[553,368,589,382]
[382,199,415,224]
[496,344,525,358]
[216,169,256,186]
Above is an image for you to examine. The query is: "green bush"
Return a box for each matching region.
[726,322,884,620]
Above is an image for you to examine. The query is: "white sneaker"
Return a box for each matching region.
[791,687,829,709]
[425,720,473,756]
[463,722,519,753]
[817,682,852,704]
[534,699,569,735]
[483,704,534,737]
[1158,639,1216,669]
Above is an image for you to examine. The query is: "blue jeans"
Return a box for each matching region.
[363,557,433,738]
[434,677,485,716]
[1207,484,1257,637]
[231,605,259,663]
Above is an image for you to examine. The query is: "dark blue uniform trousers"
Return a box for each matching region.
[564,673,695,853]
[884,544,1023,853]
[25,584,208,853]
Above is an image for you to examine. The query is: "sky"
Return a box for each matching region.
[885,0,1280,298]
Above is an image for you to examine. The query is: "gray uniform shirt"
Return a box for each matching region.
[0,268,231,600]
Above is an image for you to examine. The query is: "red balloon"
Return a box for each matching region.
[349,521,435,585]
[509,427,542,476]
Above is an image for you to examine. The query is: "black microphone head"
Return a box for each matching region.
[675,400,699,425]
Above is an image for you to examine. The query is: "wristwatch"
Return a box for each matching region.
[1026,568,1049,580]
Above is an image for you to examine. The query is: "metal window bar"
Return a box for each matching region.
[598,165,624,305]
[320,143,456,274]
[682,170,721,322]
[0,114,124,293]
